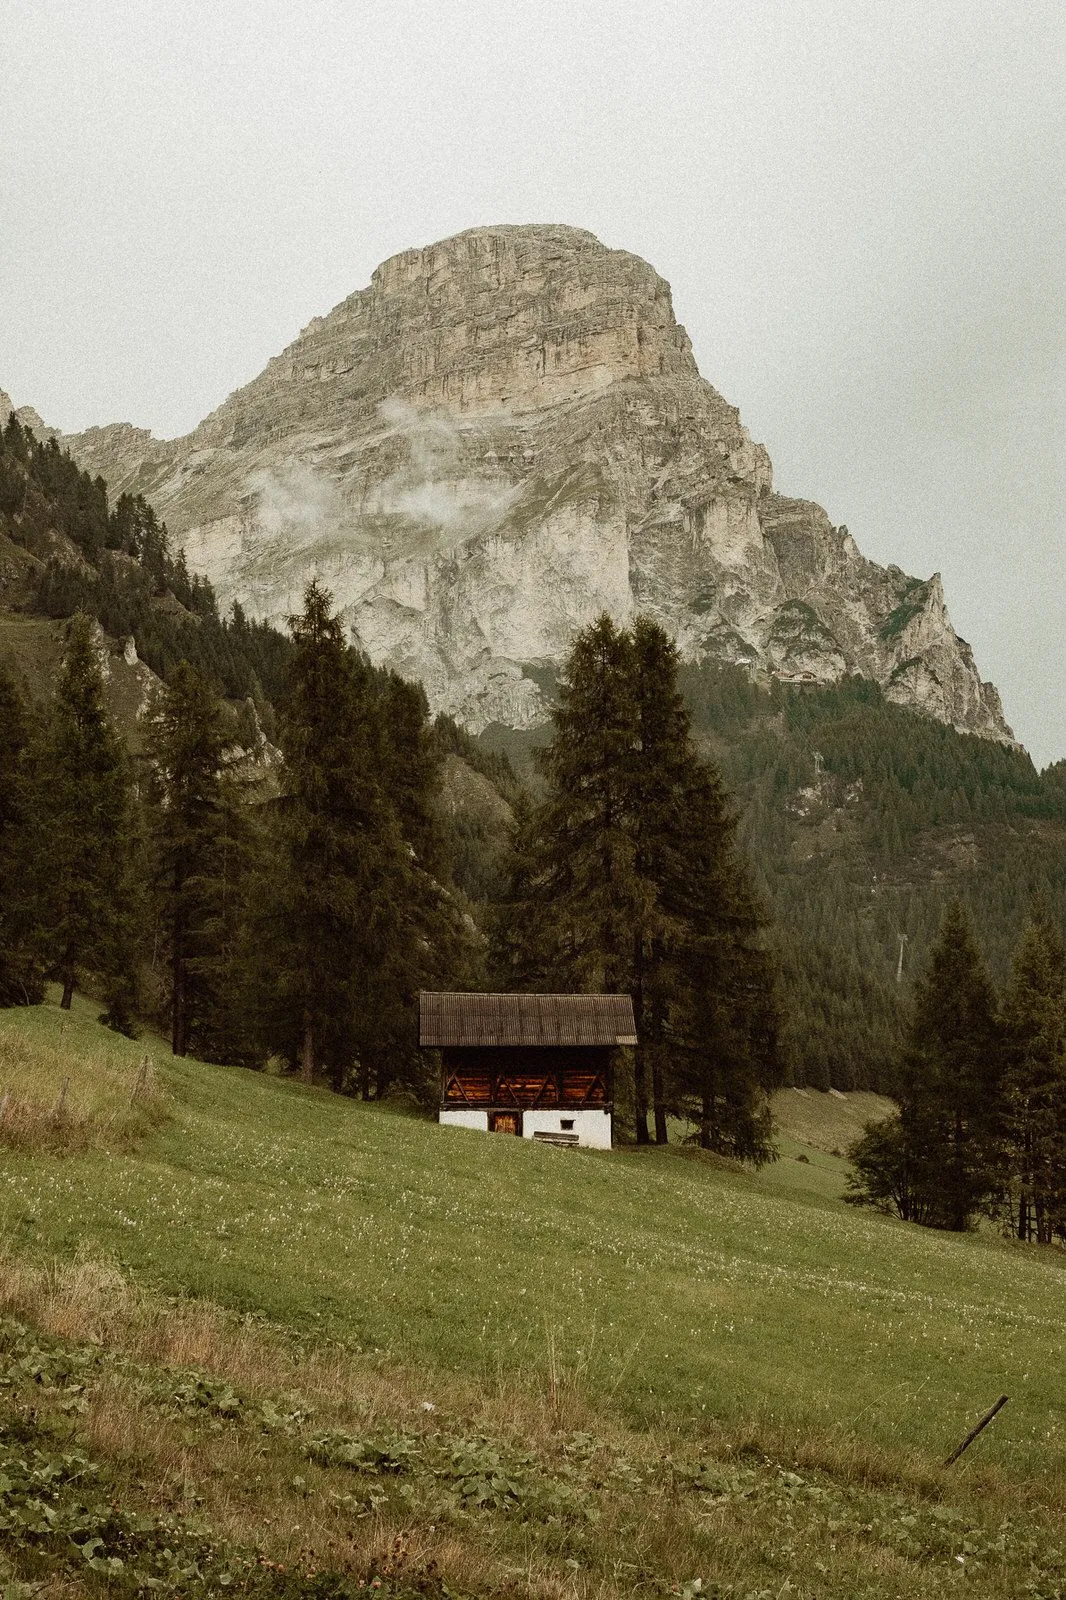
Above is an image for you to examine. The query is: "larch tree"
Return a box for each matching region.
[628,618,691,1143]
[668,761,781,1163]
[32,614,139,1018]
[499,613,780,1156]
[1001,908,1066,1243]
[350,662,472,1102]
[509,616,652,1136]
[146,661,252,1059]
[256,580,433,1092]
[536,615,644,991]
[0,665,43,1005]
[892,900,1003,1230]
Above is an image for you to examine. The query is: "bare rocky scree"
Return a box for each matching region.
[37,225,1011,739]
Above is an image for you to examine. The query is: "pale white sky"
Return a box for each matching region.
[1,0,1063,762]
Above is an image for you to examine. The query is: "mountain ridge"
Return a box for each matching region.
[6,224,1013,742]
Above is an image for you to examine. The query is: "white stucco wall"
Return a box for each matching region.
[439,1108,611,1148]
[523,1109,612,1149]
[439,1109,490,1133]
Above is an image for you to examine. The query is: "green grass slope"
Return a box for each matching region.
[2,999,1063,1482]
[771,1086,895,1154]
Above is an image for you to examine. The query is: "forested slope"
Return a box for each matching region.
[705,668,1066,1092]
[479,666,1066,1094]
[0,413,293,739]
[5,408,1063,1099]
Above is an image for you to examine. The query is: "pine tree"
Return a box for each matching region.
[630,618,691,1143]
[253,582,407,1088]
[147,661,247,1058]
[895,901,1003,1230]
[1001,908,1066,1243]
[668,763,781,1163]
[0,665,44,1004]
[537,616,644,992]
[31,615,139,1017]
[499,614,780,1156]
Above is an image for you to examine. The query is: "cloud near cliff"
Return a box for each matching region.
[245,461,348,548]
[374,399,515,540]
[244,402,515,564]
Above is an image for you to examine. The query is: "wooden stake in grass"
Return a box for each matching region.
[52,1076,70,1122]
[944,1395,1009,1466]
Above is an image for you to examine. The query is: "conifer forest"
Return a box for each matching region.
[2,413,1065,1240]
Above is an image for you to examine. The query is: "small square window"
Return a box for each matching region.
[560,1119,575,1131]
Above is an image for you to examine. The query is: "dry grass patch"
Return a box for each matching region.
[2,1250,1065,1599]
[0,998,167,1155]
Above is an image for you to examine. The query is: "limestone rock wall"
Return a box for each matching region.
[52,225,1011,740]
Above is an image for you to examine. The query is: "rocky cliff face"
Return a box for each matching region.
[53,225,1011,739]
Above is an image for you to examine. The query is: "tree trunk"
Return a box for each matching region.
[647,944,668,1144]
[171,926,187,1058]
[60,974,74,1010]
[300,1011,315,1085]
[951,1108,967,1231]
[633,1045,650,1144]
[631,931,649,1144]
[700,1090,712,1150]
[374,1054,392,1101]
[652,1050,668,1144]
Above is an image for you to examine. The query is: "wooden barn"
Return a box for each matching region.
[419,991,637,1149]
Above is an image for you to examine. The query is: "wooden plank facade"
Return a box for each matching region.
[419,992,636,1149]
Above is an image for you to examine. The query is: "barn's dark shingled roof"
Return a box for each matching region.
[419,992,637,1048]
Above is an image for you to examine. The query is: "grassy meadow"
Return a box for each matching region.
[1,997,1065,1598]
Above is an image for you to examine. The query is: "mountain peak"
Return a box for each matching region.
[55,227,1011,742]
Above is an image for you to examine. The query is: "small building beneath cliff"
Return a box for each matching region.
[419,991,637,1150]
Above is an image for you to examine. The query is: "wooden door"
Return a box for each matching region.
[491,1111,521,1136]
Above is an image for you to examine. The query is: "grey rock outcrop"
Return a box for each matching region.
[0,390,61,444]
[53,225,1011,739]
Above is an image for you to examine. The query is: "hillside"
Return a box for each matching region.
[2,996,1065,1598]
[34,226,1010,741]
[0,410,298,753]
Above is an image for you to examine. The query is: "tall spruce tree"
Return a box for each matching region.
[629,619,691,1143]
[500,613,780,1156]
[668,762,781,1162]
[31,614,139,1016]
[1001,908,1066,1243]
[146,662,252,1059]
[504,617,653,1137]
[0,665,44,1004]
[537,616,644,992]
[253,580,430,1090]
[880,901,1003,1230]
[351,666,473,1102]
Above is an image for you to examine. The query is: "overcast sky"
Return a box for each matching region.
[2,0,1063,763]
